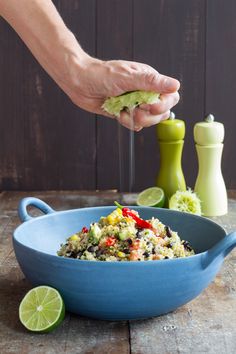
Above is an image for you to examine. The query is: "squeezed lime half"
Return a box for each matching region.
[137,187,165,207]
[102,91,160,116]
[169,189,201,215]
[19,286,65,333]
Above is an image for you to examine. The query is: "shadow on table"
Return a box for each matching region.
[0,271,32,333]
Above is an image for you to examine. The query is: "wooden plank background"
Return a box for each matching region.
[0,0,235,191]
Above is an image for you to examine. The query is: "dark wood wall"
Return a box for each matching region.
[0,0,235,191]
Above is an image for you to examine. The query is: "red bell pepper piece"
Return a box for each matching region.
[81,227,88,233]
[105,236,116,247]
[114,201,153,230]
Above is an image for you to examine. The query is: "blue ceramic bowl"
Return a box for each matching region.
[13,197,236,321]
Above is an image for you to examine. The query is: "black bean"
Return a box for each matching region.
[167,243,173,248]
[77,251,83,258]
[143,251,150,258]
[152,247,155,254]
[87,246,95,253]
[165,226,172,238]
[136,229,142,238]
[123,248,130,254]
[95,249,103,257]
[127,238,133,245]
[182,240,193,251]
[164,256,169,259]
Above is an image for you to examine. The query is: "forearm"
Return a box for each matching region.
[0,0,89,92]
[0,0,180,129]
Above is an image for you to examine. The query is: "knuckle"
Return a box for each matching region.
[149,102,164,115]
[144,71,159,86]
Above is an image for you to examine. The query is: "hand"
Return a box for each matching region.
[0,1,179,131]
[66,56,180,131]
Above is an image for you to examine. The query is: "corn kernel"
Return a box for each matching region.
[116,208,122,215]
[117,251,126,258]
[69,234,79,241]
[107,215,116,225]
[125,217,133,223]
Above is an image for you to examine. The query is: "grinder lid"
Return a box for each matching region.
[194,114,224,145]
[156,112,185,141]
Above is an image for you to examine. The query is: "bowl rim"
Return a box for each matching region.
[13,205,227,265]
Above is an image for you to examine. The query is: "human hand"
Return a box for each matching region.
[0,1,179,131]
[66,56,180,131]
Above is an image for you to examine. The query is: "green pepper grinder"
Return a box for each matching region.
[194,114,228,216]
[156,112,186,207]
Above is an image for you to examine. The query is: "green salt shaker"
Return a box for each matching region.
[194,114,228,216]
[156,112,186,207]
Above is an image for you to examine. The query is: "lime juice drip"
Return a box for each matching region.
[128,108,135,192]
[102,91,160,193]
[118,107,135,192]
[118,123,124,192]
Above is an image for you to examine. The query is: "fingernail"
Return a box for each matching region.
[139,104,150,111]
[134,125,143,132]
[163,78,180,91]
[161,110,170,121]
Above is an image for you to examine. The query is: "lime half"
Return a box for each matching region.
[169,189,201,215]
[137,187,165,207]
[19,286,65,333]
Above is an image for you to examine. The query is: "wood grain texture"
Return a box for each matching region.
[0,0,236,191]
[133,0,206,190]
[96,0,133,191]
[130,193,236,354]
[0,20,25,190]
[0,0,97,191]
[206,0,236,189]
[0,190,235,354]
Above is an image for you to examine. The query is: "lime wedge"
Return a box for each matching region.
[137,187,165,207]
[19,286,65,333]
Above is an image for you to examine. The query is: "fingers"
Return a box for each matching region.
[133,109,170,128]
[117,109,171,131]
[117,111,141,131]
[139,91,180,115]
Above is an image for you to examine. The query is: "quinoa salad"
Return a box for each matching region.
[57,204,195,261]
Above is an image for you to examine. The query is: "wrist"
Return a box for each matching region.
[60,44,100,95]
[46,31,92,92]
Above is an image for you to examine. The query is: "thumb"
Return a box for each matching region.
[149,73,180,93]
[134,69,180,94]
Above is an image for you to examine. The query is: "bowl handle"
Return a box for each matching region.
[18,197,55,222]
[202,231,236,269]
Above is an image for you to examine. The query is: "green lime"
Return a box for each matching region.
[19,286,65,333]
[137,187,165,207]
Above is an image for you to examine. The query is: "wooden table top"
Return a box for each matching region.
[0,190,235,354]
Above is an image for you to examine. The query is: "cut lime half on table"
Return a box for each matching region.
[19,285,65,333]
[137,187,165,208]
